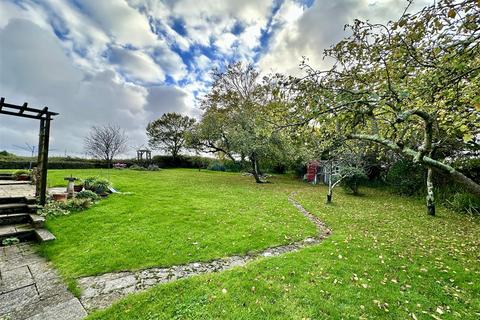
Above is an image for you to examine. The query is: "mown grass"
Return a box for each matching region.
[87,181,480,320]
[39,169,316,280]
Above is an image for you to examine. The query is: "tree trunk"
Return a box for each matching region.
[426,167,435,216]
[250,155,262,183]
[326,165,333,203]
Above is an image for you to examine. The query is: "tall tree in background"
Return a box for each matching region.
[193,62,296,183]
[84,124,128,168]
[282,0,480,214]
[146,112,195,161]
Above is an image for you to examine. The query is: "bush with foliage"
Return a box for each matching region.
[76,190,99,201]
[446,192,480,215]
[147,164,160,171]
[12,169,31,179]
[207,161,226,171]
[452,158,480,183]
[224,160,246,172]
[386,160,425,196]
[40,197,94,218]
[39,201,70,217]
[64,198,93,211]
[129,164,147,171]
[340,166,368,195]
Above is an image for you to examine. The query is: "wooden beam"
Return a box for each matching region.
[37,107,48,118]
[0,100,58,118]
[19,102,28,114]
[0,109,52,120]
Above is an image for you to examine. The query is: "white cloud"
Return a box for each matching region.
[259,0,433,76]
[78,0,158,48]
[109,47,166,83]
[0,19,149,155]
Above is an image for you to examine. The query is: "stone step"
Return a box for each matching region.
[0,203,38,214]
[0,213,30,225]
[34,228,56,242]
[0,203,28,214]
[29,214,45,228]
[0,173,13,178]
[0,180,31,185]
[0,223,35,243]
[0,196,36,205]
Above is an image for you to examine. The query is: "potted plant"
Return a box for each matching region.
[74,179,84,192]
[92,178,111,197]
[83,177,98,191]
[51,193,67,202]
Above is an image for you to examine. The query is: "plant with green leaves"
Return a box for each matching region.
[76,190,99,201]
[2,237,20,246]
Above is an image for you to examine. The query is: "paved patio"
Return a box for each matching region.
[0,184,35,198]
[0,243,87,319]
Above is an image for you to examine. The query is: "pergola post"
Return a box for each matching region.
[38,114,51,206]
[36,119,45,198]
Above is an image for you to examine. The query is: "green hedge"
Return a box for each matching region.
[0,161,109,169]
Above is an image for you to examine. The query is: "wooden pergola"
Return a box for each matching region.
[137,149,152,162]
[0,97,58,205]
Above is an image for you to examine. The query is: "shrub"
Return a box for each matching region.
[224,160,245,172]
[76,190,99,201]
[40,198,93,218]
[340,166,368,195]
[452,158,480,182]
[39,201,70,217]
[386,159,425,196]
[130,164,147,171]
[207,161,226,171]
[446,192,480,214]
[147,164,160,171]
[12,169,31,179]
[64,198,93,211]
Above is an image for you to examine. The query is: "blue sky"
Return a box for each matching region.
[0,0,428,156]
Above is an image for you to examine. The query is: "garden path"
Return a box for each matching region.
[77,192,331,312]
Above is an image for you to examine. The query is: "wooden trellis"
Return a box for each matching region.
[0,97,58,205]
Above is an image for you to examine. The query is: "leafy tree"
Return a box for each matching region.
[146,113,195,161]
[192,62,296,183]
[84,124,128,168]
[283,0,480,214]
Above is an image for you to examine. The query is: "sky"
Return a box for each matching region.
[0,0,431,157]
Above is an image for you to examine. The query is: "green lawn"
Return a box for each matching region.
[40,169,317,281]
[85,175,480,319]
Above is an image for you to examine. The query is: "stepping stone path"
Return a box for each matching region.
[77,192,331,312]
[0,243,87,319]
